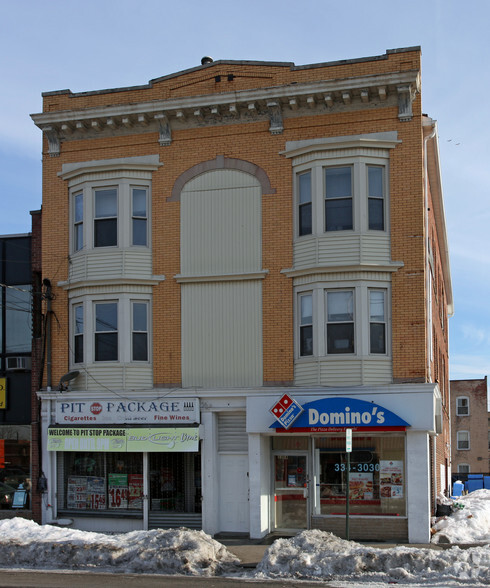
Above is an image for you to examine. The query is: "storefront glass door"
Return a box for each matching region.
[273,453,308,530]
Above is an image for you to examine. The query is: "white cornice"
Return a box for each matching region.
[31,70,420,156]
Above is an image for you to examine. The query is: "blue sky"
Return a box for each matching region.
[1,0,489,384]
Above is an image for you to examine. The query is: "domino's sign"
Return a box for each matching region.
[270,394,304,429]
[270,397,410,431]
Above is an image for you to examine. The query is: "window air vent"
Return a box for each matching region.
[6,356,31,371]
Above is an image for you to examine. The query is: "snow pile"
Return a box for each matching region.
[256,530,490,584]
[432,489,490,544]
[0,518,239,576]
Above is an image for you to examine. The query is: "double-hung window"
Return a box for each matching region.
[298,172,312,236]
[299,293,313,356]
[456,397,469,416]
[74,304,84,363]
[132,301,148,361]
[367,166,384,230]
[369,290,386,354]
[325,167,353,231]
[95,302,118,361]
[132,187,148,246]
[94,188,117,247]
[326,290,354,354]
[74,192,83,251]
[457,431,470,450]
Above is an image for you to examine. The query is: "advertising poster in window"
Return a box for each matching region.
[87,476,106,510]
[380,460,403,498]
[67,476,88,509]
[129,474,144,509]
[349,472,373,500]
[108,473,128,509]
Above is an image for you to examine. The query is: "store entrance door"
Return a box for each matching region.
[273,453,308,530]
[148,452,202,530]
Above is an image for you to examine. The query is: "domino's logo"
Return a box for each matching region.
[270,394,303,430]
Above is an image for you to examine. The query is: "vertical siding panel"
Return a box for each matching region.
[182,281,262,387]
[181,170,261,275]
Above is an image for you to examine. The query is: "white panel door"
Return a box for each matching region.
[219,454,249,532]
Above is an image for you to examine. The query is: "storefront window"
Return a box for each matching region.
[314,435,405,516]
[0,437,31,509]
[58,452,143,511]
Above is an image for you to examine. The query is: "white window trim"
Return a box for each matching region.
[457,463,470,474]
[456,430,470,451]
[456,396,470,416]
[295,280,391,360]
[69,294,151,367]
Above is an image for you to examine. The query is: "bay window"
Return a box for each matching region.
[289,132,397,239]
[66,165,154,254]
[296,284,390,360]
[71,295,151,366]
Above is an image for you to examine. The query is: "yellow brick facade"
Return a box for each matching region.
[33,48,453,541]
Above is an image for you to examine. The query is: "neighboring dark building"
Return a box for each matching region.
[0,232,33,512]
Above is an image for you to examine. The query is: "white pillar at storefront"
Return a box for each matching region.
[248,433,271,539]
[143,452,149,530]
[406,431,431,543]
[201,410,219,536]
[41,397,55,525]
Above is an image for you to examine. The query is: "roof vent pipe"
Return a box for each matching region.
[201,56,213,65]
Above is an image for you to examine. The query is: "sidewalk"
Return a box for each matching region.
[217,534,458,568]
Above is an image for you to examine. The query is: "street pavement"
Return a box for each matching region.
[0,569,341,587]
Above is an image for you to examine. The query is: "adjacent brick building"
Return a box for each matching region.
[31,47,452,542]
[450,377,489,475]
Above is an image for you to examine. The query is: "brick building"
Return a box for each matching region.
[450,377,489,475]
[31,47,452,542]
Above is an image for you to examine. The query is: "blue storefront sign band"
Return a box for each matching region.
[270,397,410,430]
